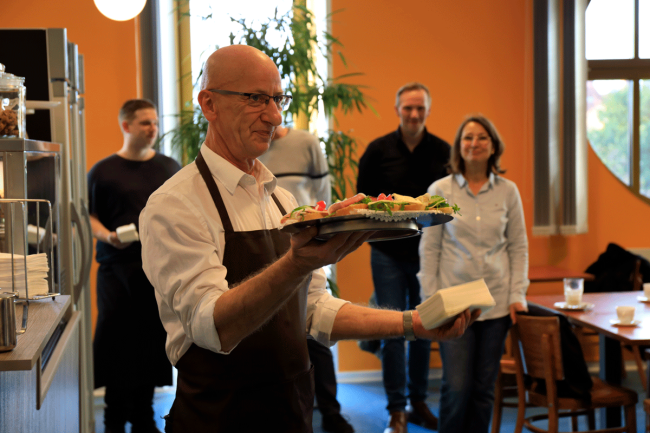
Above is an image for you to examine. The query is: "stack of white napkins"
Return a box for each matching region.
[0,253,50,298]
[416,279,496,329]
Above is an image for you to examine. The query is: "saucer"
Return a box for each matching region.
[638,296,650,303]
[554,302,594,311]
[609,319,641,327]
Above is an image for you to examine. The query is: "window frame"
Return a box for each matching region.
[587,0,650,203]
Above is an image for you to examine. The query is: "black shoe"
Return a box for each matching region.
[322,413,355,433]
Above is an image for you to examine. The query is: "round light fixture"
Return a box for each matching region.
[94,0,147,21]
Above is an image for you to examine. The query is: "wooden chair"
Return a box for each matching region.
[644,399,650,433]
[492,357,526,433]
[492,334,527,433]
[511,314,638,433]
[621,259,647,389]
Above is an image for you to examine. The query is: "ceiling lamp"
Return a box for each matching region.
[94,0,147,21]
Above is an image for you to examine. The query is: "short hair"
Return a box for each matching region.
[449,114,506,176]
[118,99,157,124]
[395,82,431,107]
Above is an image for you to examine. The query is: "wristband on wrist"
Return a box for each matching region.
[403,310,416,341]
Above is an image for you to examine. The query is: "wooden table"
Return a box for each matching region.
[527,291,649,427]
[529,265,595,283]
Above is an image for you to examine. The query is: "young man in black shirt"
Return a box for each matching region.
[88,99,180,433]
[357,83,450,433]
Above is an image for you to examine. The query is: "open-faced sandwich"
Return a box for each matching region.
[279,192,461,225]
[280,201,329,224]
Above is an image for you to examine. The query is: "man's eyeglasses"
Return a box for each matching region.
[207,89,292,111]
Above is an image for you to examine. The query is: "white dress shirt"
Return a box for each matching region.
[417,173,529,321]
[140,144,347,365]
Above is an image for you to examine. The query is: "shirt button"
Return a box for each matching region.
[476,216,481,221]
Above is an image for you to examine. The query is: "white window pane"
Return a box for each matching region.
[586,80,631,185]
[586,0,635,60]
[640,0,650,58]
[641,80,650,197]
[189,0,294,98]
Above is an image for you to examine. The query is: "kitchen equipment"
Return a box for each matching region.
[0,64,26,138]
[0,291,27,352]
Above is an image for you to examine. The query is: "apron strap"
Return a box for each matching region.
[195,149,288,231]
[195,151,233,233]
[272,194,287,216]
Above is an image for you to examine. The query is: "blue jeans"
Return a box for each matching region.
[438,315,512,433]
[370,248,431,412]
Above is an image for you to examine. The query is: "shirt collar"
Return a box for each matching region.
[454,172,497,190]
[198,143,277,196]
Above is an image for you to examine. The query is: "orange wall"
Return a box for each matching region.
[330,0,650,372]
[3,0,142,333]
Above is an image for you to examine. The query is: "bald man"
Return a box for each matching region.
[140,45,477,433]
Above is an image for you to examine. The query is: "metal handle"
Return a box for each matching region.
[70,202,90,305]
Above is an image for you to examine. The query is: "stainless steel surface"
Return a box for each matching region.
[0,139,60,153]
[0,292,18,351]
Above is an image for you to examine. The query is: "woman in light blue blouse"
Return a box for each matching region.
[417,114,529,433]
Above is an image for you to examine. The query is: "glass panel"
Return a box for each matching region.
[586,0,635,60]
[641,0,650,58]
[641,80,650,197]
[587,80,631,185]
[189,0,294,100]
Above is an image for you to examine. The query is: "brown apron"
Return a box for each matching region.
[165,152,314,432]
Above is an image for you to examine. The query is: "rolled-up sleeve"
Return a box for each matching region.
[305,267,349,347]
[140,192,233,359]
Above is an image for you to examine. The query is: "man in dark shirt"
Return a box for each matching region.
[88,99,181,433]
[357,82,450,433]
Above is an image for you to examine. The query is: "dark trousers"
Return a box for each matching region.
[307,338,342,417]
[95,262,171,428]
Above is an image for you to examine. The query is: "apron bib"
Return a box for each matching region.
[165,152,313,433]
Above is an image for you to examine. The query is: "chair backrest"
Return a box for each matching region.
[512,314,564,382]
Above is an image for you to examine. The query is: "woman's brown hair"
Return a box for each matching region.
[449,114,506,176]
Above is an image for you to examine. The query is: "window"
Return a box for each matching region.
[187,0,328,135]
[586,0,650,202]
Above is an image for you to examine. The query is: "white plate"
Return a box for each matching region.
[638,296,650,303]
[610,319,641,327]
[553,302,594,311]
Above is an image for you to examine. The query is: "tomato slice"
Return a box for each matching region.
[315,200,326,211]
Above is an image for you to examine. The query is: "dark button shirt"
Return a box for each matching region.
[357,127,450,262]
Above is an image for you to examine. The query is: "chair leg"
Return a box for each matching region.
[624,403,637,433]
[631,345,648,391]
[548,406,559,433]
[570,412,578,431]
[491,370,504,433]
[588,409,595,430]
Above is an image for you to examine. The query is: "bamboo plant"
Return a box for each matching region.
[166,3,373,202]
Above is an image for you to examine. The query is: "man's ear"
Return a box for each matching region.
[394,105,400,117]
[198,90,218,122]
[121,120,131,134]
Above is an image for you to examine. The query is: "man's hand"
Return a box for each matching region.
[285,226,374,275]
[413,309,480,341]
[106,232,132,250]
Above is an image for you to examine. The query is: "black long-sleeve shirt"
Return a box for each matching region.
[357,127,450,262]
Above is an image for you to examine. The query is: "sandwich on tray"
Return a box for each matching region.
[279,192,461,225]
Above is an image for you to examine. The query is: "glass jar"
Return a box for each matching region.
[0,64,26,139]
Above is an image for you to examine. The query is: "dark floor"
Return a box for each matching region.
[94,369,648,433]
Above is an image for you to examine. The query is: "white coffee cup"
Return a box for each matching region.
[644,282,650,299]
[564,278,584,306]
[616,306,635,324]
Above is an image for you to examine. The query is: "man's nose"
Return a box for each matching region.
[262,100,283,126]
